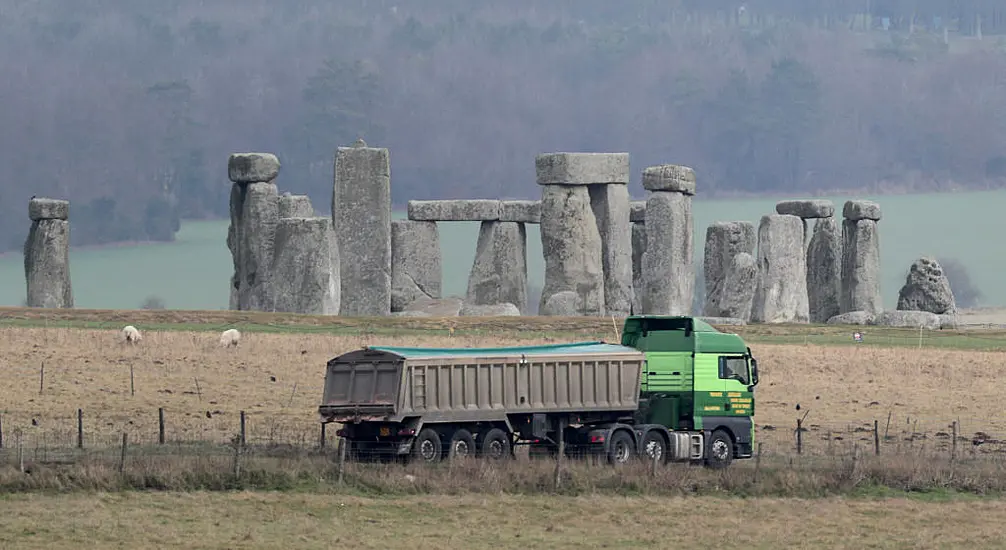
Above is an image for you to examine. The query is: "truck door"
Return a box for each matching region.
[718,355,753,417]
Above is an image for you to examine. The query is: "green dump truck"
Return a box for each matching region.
[319,315,759,469]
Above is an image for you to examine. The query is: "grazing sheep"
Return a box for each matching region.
[220,328,241,348]
[121,325,142,344]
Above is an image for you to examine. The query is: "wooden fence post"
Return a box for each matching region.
[320,423,327,449]
[158,408,165,444]
[130,365,135,397]
[796,418,803,455]
[119,433,128,474]
[77,409,83,449]
[239,411,246,447]
[951,420,958,462]
[554,417,566,490]
[39,363,44,395]
[874,419,880,455]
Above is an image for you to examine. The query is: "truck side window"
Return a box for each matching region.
[718,356,749,385]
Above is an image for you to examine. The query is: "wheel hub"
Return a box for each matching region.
[712,439,729,460]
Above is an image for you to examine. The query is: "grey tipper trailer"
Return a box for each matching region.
[319,342,649,464]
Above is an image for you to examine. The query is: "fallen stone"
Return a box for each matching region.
[403,297,463,317]
[720,252,757,321]
[775,200,835,219]
[391,220,442,312]
[806,216,842,323]
[459,303,521,316]
[875,310,941,330]
[29,198,69,221]
[702,221,756,317]
[643,191,693,315]
[535,152,630,185]
[24,218,72,308]
[751,214,809,323]
[630,201,646,223]
[228,182,279,311]
[631,222,646,314]
[540,291,581,316]
[466,221,527,314]
[500,200,541,223]
[391,310,432,318]
[825,311,875,325]
[641,165,696,195]
[896,256,956,314]
[333,142,392,316]
[840,219,882,315]
[228,152,280,184]
[407,199,502,221]
[270,217,340,315]
[277,193,314,218]
[938,313,960,329]
[698,316,748,326]
[539,185,605,316]
[589,184,633,317]
[843,200,882,221]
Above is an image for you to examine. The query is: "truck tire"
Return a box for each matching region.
[448,429,476,460]
[704,429,733,469]
[641,430,667,464]
[479,428,511,460]
[412,428,443,464]
[607,430,635,465]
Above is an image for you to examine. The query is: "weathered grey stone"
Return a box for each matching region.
[500,200,541,223]
[539,185,605,316]
[540,291,581,316]
[277,193,314,219]
[29,198,69,221]
[843,200,882,221]
[333,143,391,316]
[720,252,757,321]
[631,222,646,314]
[466,221,527,313]
[703,221,756,317]
[751,214,809,323]
[698,316,748,326]
[825,311,875,325]
[227,182,279,311]
[896,257,956,314]
[228,152,280,184]
[270,217,340,315]
[875,310,941,330]
[807,216,842,323]
[391,220,442,312]
[775,200,835,219]
[630,201,646,223]
[589,184,633,317]
[391,310,432,317]
[403,297,463,317]
[24,218,72,308]
[641,165,696,195]
[938,313,960,329]
[840,219,882,315]
[407,200,502,221]
[459,303,521,316]
[643,192,693,315]
[535,152,630,185]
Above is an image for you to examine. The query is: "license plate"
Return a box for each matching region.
[380,426,390,436]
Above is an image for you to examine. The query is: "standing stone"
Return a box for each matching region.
[643,190,693,315]
[588,183,633,317]
[24,198,72,308]
[896,257,956,314]
[702,221,756,317]
[631,222,646,314]
[270,217,340,315]
[840,201,882,315]
[538,185,605,316]
[278,193,314,218]
[467,221,528,314]
[333,139,391,316]
[751,214,809,323]
[806,216,842,322]
[391,220,442,312]
[236,182,279,311]
[720,252,757,320]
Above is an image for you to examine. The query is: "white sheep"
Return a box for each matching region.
[121,325,142,344]
[220,328,241,348]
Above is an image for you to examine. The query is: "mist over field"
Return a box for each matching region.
[2,0,1004,309]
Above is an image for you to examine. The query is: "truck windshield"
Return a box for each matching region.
[719,356,750,385]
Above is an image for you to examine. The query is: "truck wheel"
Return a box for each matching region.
[479,428,511,460]
[448,429,476,460]
[412,428,442,464]
[607,430,635,465]
[641,431,667,464]
[704,429,733,469]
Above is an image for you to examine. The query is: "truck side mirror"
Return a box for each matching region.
[750,359,759,387]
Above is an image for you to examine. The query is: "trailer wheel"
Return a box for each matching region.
[412,428,443,463]
[479,428,511,461]
[448,429,476,460]
[607,430,635,465]
[641,431,667,464]
[704,429,733,469]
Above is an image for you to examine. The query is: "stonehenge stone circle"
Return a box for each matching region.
[535,152,630,185]
[24,197,73,309]
[775,199,835,219]
[642,164,694,315]
[751,214,809,323]
[631,222,646,314]
[538,184,605,316]
[466,221,529,314]
[826,311,875,325]
[499,200,541,224]
[629,201,646,223]
[408,200,502,222]
[840,200,882,315]
[278,193,314,218]
[333,139,391,316]
[459,303,521,316]
[391,220,442,312]
[875,310,941,330]
[896,256,956,314]
[270,217,340,315]
[720,252,758,321]
[703,221,756,318]
[228,153,280,184]
[589,183,633,317]
[806,215,842,323]
[227,174,280,312]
